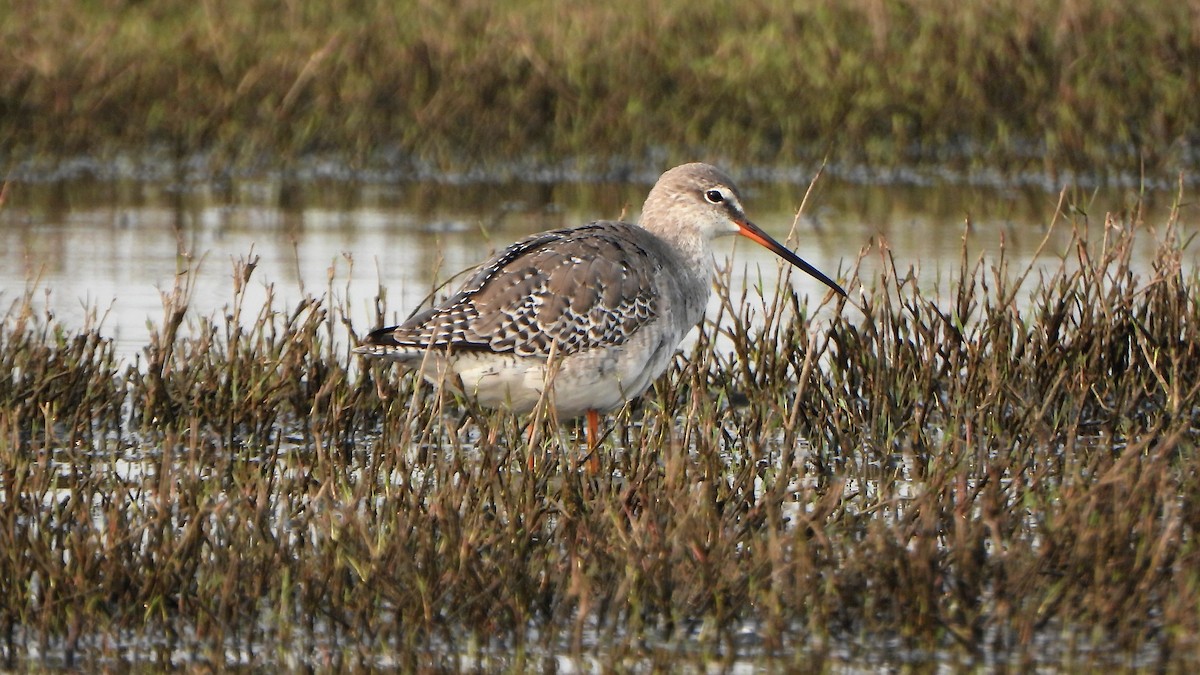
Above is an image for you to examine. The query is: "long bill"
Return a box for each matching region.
[737,219,847,297]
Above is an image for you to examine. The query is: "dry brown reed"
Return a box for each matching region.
[1,198,1198,669]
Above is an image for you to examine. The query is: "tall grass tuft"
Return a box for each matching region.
[3,1,1200,174]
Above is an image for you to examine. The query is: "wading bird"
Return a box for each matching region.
[356,163,846,449]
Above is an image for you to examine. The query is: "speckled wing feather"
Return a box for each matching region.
[364,222,663,357]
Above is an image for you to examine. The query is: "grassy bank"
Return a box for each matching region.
[3,0,1199,176]
[1,193,1198,669]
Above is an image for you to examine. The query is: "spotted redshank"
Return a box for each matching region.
[356,163,846,446]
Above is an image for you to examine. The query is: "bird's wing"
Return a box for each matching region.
[365,222,663,357]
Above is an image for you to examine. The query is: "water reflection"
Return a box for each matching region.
[0,173,1188,361]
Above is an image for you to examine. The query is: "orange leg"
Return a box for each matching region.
[586,410,599,448]
[585,409,601,474]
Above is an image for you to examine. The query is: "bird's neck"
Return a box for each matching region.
[638,216,716,322]
[639,213,708,264]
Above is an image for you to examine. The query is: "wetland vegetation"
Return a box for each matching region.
[2,195,1198,669]
[3,0,1200,177]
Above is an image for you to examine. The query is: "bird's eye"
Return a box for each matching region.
[704,189,724,204]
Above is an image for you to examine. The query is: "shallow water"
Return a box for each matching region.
[0,169,1189,361]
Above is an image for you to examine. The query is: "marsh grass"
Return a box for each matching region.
[2,195,1200,670]
[3,1,1200,176]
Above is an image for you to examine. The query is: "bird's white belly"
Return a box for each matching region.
[449,326,682,418]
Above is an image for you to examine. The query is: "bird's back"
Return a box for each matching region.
[360,221,698,361]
